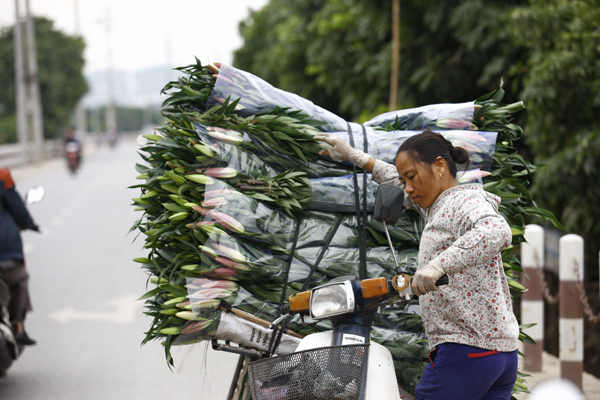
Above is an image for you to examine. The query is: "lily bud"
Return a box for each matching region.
[216,257,252,271]
[201,266,239,279]
[201,197,228,208]
[207,63,220,74]
[193,299,221,309]
[199,245,218,259]
[200,280,238,290]
[206,129,244,144]
[210,211,245,234]
[189,288,232,300]
[176,300,191,308]
[203,168,238,178]
[194,144,215,157]
[203,189,241,198]
[435,118,477,130]
[185,221,215,229]
[192,206,212,216]
[159,327,180,335]
[186,174,215,185]
[213,243,246,262]
[450,140,482,153]
[180,319,212,335]
[175,311,195,320]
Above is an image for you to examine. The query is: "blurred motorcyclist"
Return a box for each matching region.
[64,127,82,172]
[0,168,38,345]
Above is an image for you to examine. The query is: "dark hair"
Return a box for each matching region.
[396,129,470,178]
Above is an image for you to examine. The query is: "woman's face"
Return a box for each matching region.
[395,152,442,209]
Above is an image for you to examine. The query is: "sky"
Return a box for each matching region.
[0,0,269,74]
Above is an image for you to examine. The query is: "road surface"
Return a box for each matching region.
[0,138,239,399]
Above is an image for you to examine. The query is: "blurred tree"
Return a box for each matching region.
[233,0,527,121]
[509,0,600,262]
[0,17,88,143]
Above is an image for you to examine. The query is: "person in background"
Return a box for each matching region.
[315,129,519,399]
[0,168,38,345]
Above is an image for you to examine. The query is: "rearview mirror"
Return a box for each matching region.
[373,184,404,224]
[25,186,45,205]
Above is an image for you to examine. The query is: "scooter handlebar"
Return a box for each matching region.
[436,274,449,286]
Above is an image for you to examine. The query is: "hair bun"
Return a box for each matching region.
[450,145,470,164]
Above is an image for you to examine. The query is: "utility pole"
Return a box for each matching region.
[74,0,87,137]
[13,0,28,164]
[104,9,117,136]
[389,0,401,111]
[24,0,45,161]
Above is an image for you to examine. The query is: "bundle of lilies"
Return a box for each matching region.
[131,59,560,394]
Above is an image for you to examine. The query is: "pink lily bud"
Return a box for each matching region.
[210,211,245,234]
[176,300,191,308]
[450,140,482,153]
[192,206,212,216]
[212,243,246,262]
[435,118,477,130]
[216,257,252,271]
[202,168,238,178]
[207,63,220,74]
[201,197,228,208]
[189,288,232,300]
[201,266,239,279]
[200,280,238,290]
[451,131,488,143]
[457,170,492,184]
[180,319,213,335]
[186,221,215,229]
[203,189,241,197]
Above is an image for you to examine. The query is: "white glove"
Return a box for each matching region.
[314,133,370,167]
[411,260,445,296]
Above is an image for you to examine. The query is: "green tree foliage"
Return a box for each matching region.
[233,0,527,121]
[509,0,600,261]
[0,17,88,143]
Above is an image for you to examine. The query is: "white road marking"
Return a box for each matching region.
[48,294,141,324]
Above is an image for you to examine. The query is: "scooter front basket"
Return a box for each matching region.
[248,344,369,400]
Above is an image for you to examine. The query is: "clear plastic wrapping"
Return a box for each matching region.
[207,63,347,132]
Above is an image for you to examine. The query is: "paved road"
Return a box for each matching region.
[0,138,238,399]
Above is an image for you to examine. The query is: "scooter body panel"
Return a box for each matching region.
[295,331,401,400]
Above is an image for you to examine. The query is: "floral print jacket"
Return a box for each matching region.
[372,160,520,352]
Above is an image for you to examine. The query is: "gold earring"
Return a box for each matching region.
[439,173,443,179]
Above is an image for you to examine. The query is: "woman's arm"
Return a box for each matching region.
[433,198,512,275]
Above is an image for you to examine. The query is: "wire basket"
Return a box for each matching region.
[248,344,369,400]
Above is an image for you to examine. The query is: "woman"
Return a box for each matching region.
[315,129,520,400]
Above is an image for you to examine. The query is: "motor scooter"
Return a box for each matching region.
[65,141,81,173]
[226,184,447,400]
[0,186,44,377]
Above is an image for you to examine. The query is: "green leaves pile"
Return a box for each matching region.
[131,60,560,396]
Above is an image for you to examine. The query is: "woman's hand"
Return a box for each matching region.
[412,262,445,296]
[314,133,370,167]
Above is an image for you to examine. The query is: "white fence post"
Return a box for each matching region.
[559,234,584,389]
[522,224,545,371]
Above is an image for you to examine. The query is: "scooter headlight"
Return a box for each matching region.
[310,280,355,319]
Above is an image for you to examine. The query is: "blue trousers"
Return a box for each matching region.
[415,342,518,400]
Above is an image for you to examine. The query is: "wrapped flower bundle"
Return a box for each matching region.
[131,59,555,394]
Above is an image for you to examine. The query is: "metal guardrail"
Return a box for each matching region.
[1,131,148,169]
[0,139,65,168]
